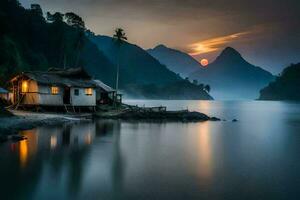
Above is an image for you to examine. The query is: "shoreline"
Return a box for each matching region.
[0,107,220,142]
[96,109,220,122]
[0,110,92,136]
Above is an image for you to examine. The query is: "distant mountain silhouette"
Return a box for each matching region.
[88,34,213,100]
[259,63,300,100]
[147,45,202,78]
[189,47,275,100]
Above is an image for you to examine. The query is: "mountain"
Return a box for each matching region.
[88,35,181,86]
[259,63,300,100]
[88,34,213,100]
[147,44,202,78]
[189,47,275,100]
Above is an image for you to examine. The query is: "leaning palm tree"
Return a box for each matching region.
[113,28,127,99]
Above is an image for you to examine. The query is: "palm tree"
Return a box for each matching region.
[113,28,127,98]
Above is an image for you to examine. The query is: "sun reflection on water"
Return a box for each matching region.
[197,122,213,180]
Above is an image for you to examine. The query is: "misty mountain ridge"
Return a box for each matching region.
[189,47,275,100]
[147,44,202,78]
[88,34,212,100]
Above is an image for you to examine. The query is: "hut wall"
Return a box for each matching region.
[38,85,63,105]
[22,80,39,105]
[71,88,96,106]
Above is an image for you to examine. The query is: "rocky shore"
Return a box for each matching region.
[0,105,221,143]
[0,110,92,142]
[97,109,220,122]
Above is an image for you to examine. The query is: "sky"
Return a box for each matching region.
[20,0,300,74]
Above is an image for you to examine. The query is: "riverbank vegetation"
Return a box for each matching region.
[259,63,300,100]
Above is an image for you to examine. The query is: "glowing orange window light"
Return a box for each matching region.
[51,86,59,95]
[85,88,93,96]
[21,81,28,93]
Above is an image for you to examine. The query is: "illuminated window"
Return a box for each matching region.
[74,89,79,96]
[51,86,59,95]
[85,88,93,96]
[21,81,28,93]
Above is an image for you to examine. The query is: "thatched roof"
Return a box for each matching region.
[12,68,115,92]
[94,80,115,92]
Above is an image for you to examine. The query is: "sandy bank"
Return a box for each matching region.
[0,110,92,135]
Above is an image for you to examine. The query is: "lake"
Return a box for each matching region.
[1,100,300,200]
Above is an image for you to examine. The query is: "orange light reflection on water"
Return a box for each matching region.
[50,135,57,149]
[197,122,213,180]
[18,129,38,168]
[85,133,92,145]
[19,140,28,167]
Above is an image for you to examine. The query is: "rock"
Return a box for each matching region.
[97,109,221,122]
[210,117,221,121]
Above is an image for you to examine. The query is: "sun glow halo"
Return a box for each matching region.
[201,59,209,67]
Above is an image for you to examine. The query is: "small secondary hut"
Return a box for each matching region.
[0,87,9,101]
[9,68,117,110]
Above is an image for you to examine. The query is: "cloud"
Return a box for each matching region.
[188,31,252,56]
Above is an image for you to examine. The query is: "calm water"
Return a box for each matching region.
[1,100,300,200]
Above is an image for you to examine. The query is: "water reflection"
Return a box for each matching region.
[197,122,213,180]
[19,140,28,167]
[1,101,300,199]
[19,129,39,168]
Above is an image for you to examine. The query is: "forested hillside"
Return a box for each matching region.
[0,0,115,86]
[259,63,300,100]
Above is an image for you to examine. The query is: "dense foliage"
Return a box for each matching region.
[259,63,300,100]
[0,0,115,86]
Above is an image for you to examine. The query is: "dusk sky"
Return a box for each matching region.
[20,0,300,74]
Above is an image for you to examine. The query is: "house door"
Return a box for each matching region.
[63,87,71,104]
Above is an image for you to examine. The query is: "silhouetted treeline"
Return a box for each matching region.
[259,63,300,100]
[0,0,115,85]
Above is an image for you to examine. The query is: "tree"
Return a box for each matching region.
[30,4,43,17]
[64,12,85,30]
[46,12,63,23]
[198,83,204,89]
[204,85,211,93]
[65,12,86,67]
[112,28,127,94]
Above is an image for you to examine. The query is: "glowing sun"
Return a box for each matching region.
[200,59,209,67]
